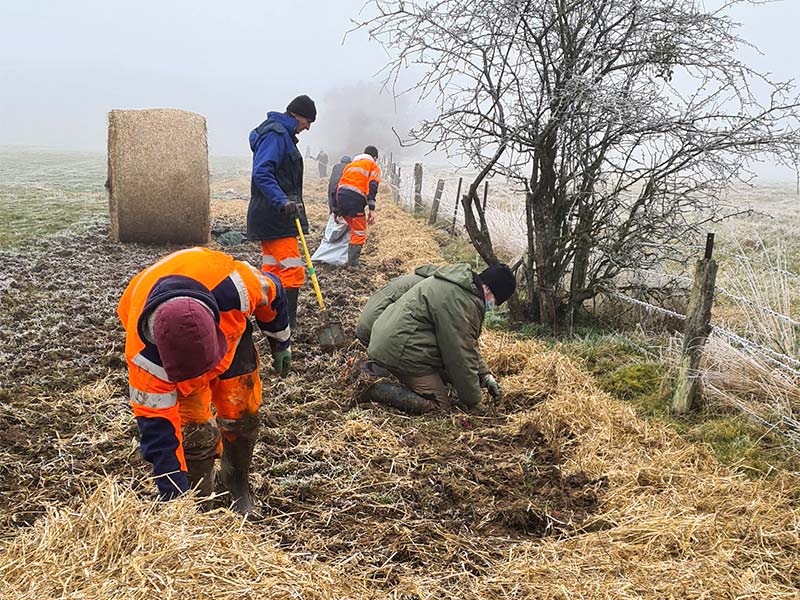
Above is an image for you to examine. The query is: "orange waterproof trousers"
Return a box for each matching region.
[261,237,305,288]
[343,214,367,245]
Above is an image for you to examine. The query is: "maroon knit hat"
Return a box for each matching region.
[152,297,228,382]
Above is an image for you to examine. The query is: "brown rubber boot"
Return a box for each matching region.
[361,382,436,415]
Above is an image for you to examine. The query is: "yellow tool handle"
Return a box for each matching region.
[295,217,326,311]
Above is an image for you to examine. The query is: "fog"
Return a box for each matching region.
[0,0,798,179]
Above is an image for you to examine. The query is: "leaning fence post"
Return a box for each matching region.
[672,233,718,414]
[450,177,463,236]
[428,179,445,225]
[413,163,424,213]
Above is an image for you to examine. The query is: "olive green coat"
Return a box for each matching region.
[355,264,439,344]
[367,263,487,408]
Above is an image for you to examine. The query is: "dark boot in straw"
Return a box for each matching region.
[185,457,215,511]
[219,425,263,522]
[360,382,437,415]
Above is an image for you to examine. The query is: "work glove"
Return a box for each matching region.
[272,349,292,377]
[281,200,298,216]
[481,373,503,400]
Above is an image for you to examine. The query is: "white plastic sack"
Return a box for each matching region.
[311,214,350,266]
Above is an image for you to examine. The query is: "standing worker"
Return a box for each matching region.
[361,263,516,414]
[117,247,292,519]
[334,146,381,268]
[312,155,353,266]
[247,94,317,333]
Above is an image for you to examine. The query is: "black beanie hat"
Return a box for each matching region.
[478,264,516,306]
[286,94,317,122]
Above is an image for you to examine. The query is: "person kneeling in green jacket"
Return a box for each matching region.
[360,263,516,414]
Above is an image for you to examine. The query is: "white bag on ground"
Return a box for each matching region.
[311,214,350,266]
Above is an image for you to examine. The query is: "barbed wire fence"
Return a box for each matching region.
[366,158,800,446]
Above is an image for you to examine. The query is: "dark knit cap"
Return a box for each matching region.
[286,94,317,122]
[364,145,378,160]
[153,297,228,382]
[478,264,516,306]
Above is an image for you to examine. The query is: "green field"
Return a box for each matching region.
[0,147,252,248]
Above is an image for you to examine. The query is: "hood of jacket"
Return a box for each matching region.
[249,111,298,152]
[413,264,440,279]
[430,263,480,296]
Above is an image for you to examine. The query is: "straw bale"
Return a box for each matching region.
[107,108,210,244]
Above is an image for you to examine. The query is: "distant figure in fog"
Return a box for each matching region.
[316,150,328,178]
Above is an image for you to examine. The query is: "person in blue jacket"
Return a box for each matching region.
[247,95,316,332]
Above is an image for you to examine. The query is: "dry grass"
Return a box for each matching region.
[1,180,799,599]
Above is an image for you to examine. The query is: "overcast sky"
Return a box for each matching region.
[0,0,797,179]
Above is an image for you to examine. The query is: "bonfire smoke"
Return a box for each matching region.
[309,83,416,162]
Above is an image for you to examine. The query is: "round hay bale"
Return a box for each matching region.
[107,108,210,244]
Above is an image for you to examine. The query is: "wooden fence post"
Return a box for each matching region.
[428,179,445,225]
[450,177,463,236]
[413,163,423,213]
[396,166,402,203]
[672,233,718,414]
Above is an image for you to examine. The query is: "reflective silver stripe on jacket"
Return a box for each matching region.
[352,229,366,236]
[132,353,170,381]
[228,270,250,313]
[263,324,291,342]
[338,183,367,198]
[129,385,177,409]
[346,166,372,178]
[245,263,272,307]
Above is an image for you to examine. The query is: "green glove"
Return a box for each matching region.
[483,374,502,400]
[272,349,292,377]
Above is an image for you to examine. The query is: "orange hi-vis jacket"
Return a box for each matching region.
[118,247,290,498]
[336,153,381,216]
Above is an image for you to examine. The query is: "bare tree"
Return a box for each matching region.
[357,0,800,329]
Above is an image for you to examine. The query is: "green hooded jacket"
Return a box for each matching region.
[355,264,439,345]
[367,263,487,408]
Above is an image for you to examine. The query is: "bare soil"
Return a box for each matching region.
[0,181,603,582]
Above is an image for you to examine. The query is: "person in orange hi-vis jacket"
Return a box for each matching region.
[117,247,291,520]
[334,145,381,267]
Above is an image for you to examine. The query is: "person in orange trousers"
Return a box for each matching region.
[333,145,381,267]
[118,247,291,519]
[246,94,317,332]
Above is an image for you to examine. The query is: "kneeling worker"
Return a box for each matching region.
[117,247,292,519]
[362,263,515,414]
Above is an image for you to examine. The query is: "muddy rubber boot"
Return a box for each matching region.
[347,243,363,268]
[186,457,215,511]
[361,382,436,415]
[219,431,262,521]
[285,287,299,334]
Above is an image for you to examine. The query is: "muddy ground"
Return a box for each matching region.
[0,179,604,583]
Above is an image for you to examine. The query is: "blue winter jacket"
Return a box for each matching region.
[246,111,309,241]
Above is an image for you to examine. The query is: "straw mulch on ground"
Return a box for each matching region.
[0,178,798,599]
